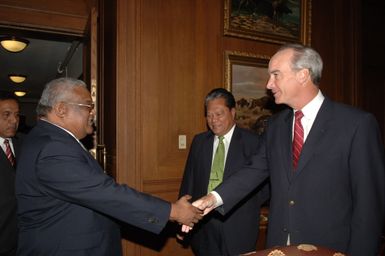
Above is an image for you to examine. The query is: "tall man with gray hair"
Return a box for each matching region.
[189,44,385,255]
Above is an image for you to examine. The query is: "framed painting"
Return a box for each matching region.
[225,51,281,134]
[224,0,312,45]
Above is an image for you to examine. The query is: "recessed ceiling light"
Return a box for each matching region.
[9,74,26,83]
[14,91,26,97]
[0,36,29,53]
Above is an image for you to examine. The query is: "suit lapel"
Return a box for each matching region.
[39,120,103,172]
[0,147,12,168]
[224,126,242,178]
[202,132,215,191]
[279,111,295,182]
[295,98,332,174]
[13,137,21,159]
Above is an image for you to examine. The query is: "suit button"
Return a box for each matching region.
[148,217,159,224]
[283,228,288,232]
[289,200,295,206]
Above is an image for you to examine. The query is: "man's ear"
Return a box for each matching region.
[231,107,236,119]
[296,68,310,84]
[53,102,67,118]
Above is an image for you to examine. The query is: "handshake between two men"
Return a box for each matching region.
[172,194,217,233]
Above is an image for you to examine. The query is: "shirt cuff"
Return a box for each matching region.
[210,191,223,208]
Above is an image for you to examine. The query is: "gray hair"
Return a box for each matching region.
[278,44,323,85]
[36,77,87,117]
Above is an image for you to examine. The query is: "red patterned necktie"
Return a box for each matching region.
[292,111,304,169]
[4,139,16,167]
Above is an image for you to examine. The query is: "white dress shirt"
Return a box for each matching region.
[292,90,325,142]
[0,137,15,156]
[211,124,235,166]
[211,91,326,215]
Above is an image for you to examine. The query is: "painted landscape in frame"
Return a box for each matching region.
[224,0,311,45]
[225,51,277,134]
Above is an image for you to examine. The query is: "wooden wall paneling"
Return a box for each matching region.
[115,0,224,255]
[140,0,206,182]
[139,0,213,254]
[0,0,91,35]
[116,0,143,254]
[333,0,361,106]
[311,0,360,106]
[0,0,89,15]
[311,0,339,101]
[200,0,223,90]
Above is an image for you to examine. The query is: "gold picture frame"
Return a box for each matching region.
[225,51,279,134]
[224,0,312,45]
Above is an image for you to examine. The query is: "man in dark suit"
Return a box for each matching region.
[0,94,21,256]
[188,44,385,255]
[15,77,202,255]
[178,88,269,255]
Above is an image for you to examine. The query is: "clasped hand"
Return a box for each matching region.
[180,193,217,233]
[170,195,203,227]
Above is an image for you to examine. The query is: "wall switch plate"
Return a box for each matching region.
[178,135,187,149]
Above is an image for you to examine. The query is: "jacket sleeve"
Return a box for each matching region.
[215,133,269,214]
[36,140,171,234]
[347,113,385,255]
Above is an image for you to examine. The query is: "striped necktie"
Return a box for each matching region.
[292,111,304,169]
[4,139,16,167]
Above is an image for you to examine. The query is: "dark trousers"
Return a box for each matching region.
[192,214,230,256]
[0,247,17,256]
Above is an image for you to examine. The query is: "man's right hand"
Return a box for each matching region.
[181,193,217,233]
[170,195,202,227]
[192,193,217,215]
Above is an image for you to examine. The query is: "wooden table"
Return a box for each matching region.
[243,244,346,256]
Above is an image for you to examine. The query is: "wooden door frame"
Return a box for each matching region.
[0,2,107,167]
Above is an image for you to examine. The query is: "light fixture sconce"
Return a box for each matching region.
[14,91,26,97]
[0,36,29,53]
[9,74,27,83]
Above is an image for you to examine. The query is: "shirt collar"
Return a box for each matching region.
[0,137,12,144]
[295,90,325,120]
[40,119,86,149]
[216,124,236,143]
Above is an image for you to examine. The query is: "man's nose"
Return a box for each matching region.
[9,115,19,124]
[90,108,96,117]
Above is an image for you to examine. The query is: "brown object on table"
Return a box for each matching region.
[242,244,346,256]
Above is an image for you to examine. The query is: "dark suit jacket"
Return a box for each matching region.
[15,120,171,256]
[0,136,21,254]
[215,98,385,256]
[179,126,269,255]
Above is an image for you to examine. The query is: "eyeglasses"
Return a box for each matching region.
[65,102,95,112]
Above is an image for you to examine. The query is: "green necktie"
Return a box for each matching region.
[208,136,225,192]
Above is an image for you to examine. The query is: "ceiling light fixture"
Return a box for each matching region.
[14,91,26,97]
[0,36,29,53]
[9,74,27,83]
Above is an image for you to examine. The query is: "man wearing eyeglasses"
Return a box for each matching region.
[15,77,202,255]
